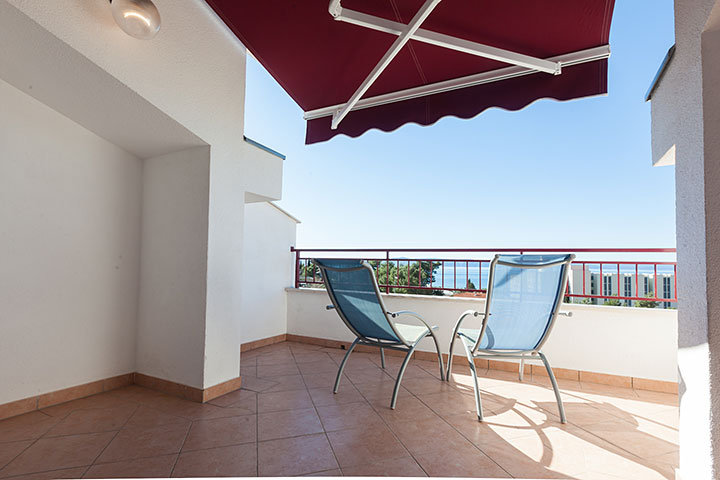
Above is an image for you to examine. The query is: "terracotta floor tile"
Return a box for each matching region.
[326,423,411,468]
[292,352,335,364]
[301,373,351,390]
[0,432,115,477]
[352,379,411,402]
[207,389,257,413]
[45,404,137,437]
[342,357,380,372]
[141,396,249,421]
[1,466,88,480]
[257,389,313,413]
[387,415,472,455]
[95,423,190,464]
[181,414,255,451]
[240,376,280,393]
[0,440,32,470]
[172,443,257,477]
[367,395,437,424]
[106,386,168,404]
[256,352,296,366]
[416,390,482,418]
[345,368,394,385]
[261,374,307,392]
[315,402,383,432]
[413,441,511,478]
[258,433,337,476]
[84,454,177,478]
[396,376,456,396]
[583,420,678,459]
[341,456,427,477]
[258,408,323,441]
[257,362,300,378]
[383,364,437,380]
[303,468,343,476]
[39,394,134,418]
[298,361,343,375]
[479,433,571,479]
[0,412,60,443]
[308,385,365,407]
[125,406,191,429]
[240,366,257,378]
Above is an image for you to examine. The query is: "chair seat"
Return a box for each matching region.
[395,323,435,344]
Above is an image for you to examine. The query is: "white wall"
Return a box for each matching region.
[287,288,678,382]
[4,0,286,392]
[136,147,211,389]
[0,79,141,404]
[240,203,298,345]
[650,0,717,477]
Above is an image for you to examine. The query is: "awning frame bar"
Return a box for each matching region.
[335,7,562,76]
[325,0,569,129]
[330,0,442,130]
[304,45,611,121]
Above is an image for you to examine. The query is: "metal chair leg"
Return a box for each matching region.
[334,338,359,394]
[428,330,446,381]
[519,358,525,382]
[446,333,457,381]
[390,341,422,409]
[380,347,386,369]
[464,344,483,421]
[538,352,566,423]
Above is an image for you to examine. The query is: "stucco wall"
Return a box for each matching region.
[240,203,298,345]
[0,79,141,404]
[650,0,718,477]
[136,147,211,389]
[287,288,678,382]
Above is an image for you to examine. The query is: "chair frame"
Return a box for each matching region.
[316,260,445,409]
[446,254,575,423]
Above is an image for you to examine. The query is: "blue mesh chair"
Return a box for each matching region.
[447,254,575,423]
[314,259,445,408]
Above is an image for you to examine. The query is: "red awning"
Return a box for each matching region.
[206,0,615,144]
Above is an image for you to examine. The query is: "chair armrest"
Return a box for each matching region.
[387,310,436,331]
[451,310,482,340]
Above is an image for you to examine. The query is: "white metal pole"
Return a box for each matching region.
[330,0,443,130]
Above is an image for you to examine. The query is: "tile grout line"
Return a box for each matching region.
[352,353,434,477]
[168,417,193,477]
[83,402,141,477]
[290,346,343,475]
[411,372,514,478]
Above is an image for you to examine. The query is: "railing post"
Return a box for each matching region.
[385,250,390,294]
[293,248,300,289]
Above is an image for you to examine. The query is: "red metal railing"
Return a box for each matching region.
[291,248,678,304]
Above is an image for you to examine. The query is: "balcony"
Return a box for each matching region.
[0,247,678,479]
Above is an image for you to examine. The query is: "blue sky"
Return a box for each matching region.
[244,0,676,252]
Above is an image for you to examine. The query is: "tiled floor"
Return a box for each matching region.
[0,341,678,479]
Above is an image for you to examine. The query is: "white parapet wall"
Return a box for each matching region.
[286,287,678,382]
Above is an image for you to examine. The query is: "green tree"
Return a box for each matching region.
[466,279,477,290]
[580,297,595,305]
[636,294,659,309]
[603,298,622,307]
[369,260,443,296]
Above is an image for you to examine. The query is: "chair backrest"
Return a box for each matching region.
[313,259,401,343]
[477,254,574,352]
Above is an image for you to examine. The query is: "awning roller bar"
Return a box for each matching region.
[304,44,611,121]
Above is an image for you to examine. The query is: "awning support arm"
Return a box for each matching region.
[304,45,610,121]
[330,0,442,130]
[335,7,562,76]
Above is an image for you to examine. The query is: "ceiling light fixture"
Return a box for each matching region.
[109,0,161,40]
